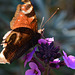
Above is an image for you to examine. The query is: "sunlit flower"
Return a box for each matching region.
[50,58,65,69]
[38,37,54,45]
[25,62,41,75]
[63,51,75,69]
[23,47,37,67]
[50,58,60,63]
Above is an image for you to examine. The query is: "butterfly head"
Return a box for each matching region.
[38,28,44,34]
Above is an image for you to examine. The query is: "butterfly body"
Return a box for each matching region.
[0,0,42,64]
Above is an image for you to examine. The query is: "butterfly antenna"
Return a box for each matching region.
[41,8,59,28]
[40,17,44,29]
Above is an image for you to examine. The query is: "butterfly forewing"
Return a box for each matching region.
[10,0,37,32]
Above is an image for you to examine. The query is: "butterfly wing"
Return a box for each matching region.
[10,0,37,32]
[0,27,40,64]
[0,0,41,64]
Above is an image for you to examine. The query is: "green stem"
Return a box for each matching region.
[43,65,50,75]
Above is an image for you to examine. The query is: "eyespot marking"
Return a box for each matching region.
[22,6,33,14]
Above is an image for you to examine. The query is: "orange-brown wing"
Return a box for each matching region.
[0,27,41,63]
[10,0,37,32]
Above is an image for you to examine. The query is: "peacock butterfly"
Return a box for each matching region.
[0,0,43,64]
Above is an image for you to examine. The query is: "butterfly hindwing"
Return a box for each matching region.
[1,27,41,63]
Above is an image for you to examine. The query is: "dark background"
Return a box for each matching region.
[0,0,75,75]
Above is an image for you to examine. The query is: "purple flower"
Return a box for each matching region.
[50,58,65,69]
[63,51,75,69]
[50,58,60,64]
[25,62,41,75]
[38,37,54,45]
[36,42,61,64]
[50,58,60,69]
[23,47,37,67]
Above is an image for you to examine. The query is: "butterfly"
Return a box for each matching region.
[0,0,43,64]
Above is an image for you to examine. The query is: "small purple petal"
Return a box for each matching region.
[68,55,75,59]
[63,51,75,69]
[56,65,60,69]
[38,39,47,44]
[38,37,54,45]
[63,51,69,67]
[53,58,60,63]
[35,68,41,75]
[25,62,41,75]
[24,60,28,67]
[68,56,75,68]
[50,58,60,64]
[63,56,69,67]
[45,37,54,45]
[31,57,45,72]
[24,47,37,67]
[29,62,38,69]
[63,51,67,58]
[25,69,34,75]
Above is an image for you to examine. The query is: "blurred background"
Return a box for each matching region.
[0,0,75,75]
